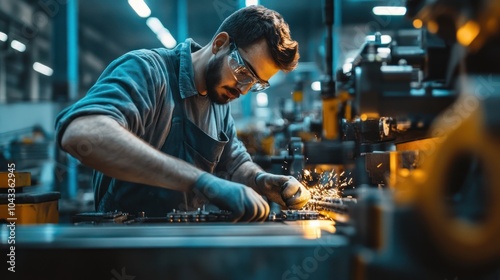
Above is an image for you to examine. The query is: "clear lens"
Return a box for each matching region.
[234,68,254,84]
[228,55,254,85]
[250,82,269,92]
[227,48,270,92]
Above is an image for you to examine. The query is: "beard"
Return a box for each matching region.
[205,54,227,104]
[205,54,240,104]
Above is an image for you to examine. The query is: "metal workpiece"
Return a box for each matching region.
[306,197,357,223]
[299,167,357,223]
[73,209,328,225]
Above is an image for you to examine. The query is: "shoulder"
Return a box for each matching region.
[116,49,167,65]
[103,48,181,78]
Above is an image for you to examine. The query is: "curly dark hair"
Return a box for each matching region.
[215,5,300,72]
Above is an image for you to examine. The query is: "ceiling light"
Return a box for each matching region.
[377,47,391,59]
[33,62,53,76]
[157,30,176,49]
[377,47,391,54]
[0,32,7,42]
[311,81,321,91]
[146,17,164,34]
[372,6,407,16]
[146,17,177,49]
[245,0,259,6]
[342,63,353,73]
[11,40,26,52]
[128,0,151,18]
[366,34,392,44]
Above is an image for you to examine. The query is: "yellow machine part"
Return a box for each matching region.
[0,200,59,224]
[394,93,500,266]
[0,172,31,188]
[322,91,352,140]
[292,89,303,103]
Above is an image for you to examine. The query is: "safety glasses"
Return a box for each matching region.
[227,41,270,92]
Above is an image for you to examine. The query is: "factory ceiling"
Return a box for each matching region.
[7,0,413,95]
[77,0,412,63]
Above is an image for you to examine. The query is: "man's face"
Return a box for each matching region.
[205,39,280,104]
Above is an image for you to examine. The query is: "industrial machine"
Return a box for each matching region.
[341,0,500,279]
[255,0,500,279]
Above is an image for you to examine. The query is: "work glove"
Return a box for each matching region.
[255,172,311,209]
[192,173,270,222]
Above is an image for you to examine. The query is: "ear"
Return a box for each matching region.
[211,32,230,54]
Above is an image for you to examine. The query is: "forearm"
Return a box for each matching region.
[60,115,203,192]
[231,161,264,193]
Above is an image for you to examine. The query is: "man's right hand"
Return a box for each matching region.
[192,173,270,222]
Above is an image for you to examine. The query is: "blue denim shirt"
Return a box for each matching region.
[55,39,252,208]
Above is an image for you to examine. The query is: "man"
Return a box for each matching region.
[55,5,310,222]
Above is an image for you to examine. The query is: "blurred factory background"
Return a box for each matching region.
[1,0,500,279]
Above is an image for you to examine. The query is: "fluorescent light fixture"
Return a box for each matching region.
[377,47,391,59]
[245,0,259,6]
[366,34,392,44]
[311,81,321,91]
[377,47,391,54]
[256,92,268,107]
[157,30,177,49]
[11,40,26,52]
[0,32,7,42]
[33,62,53,76]
[128,0,151,18]
[372,6,407,16]
[343,63,353,73]
[146,17,164,33]
[146,17,177,48]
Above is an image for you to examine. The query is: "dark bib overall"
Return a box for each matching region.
[97,50,228,217]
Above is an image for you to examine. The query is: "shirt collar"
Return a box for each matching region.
[179,38,202,99]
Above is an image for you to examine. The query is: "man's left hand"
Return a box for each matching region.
[255,173,311,209]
